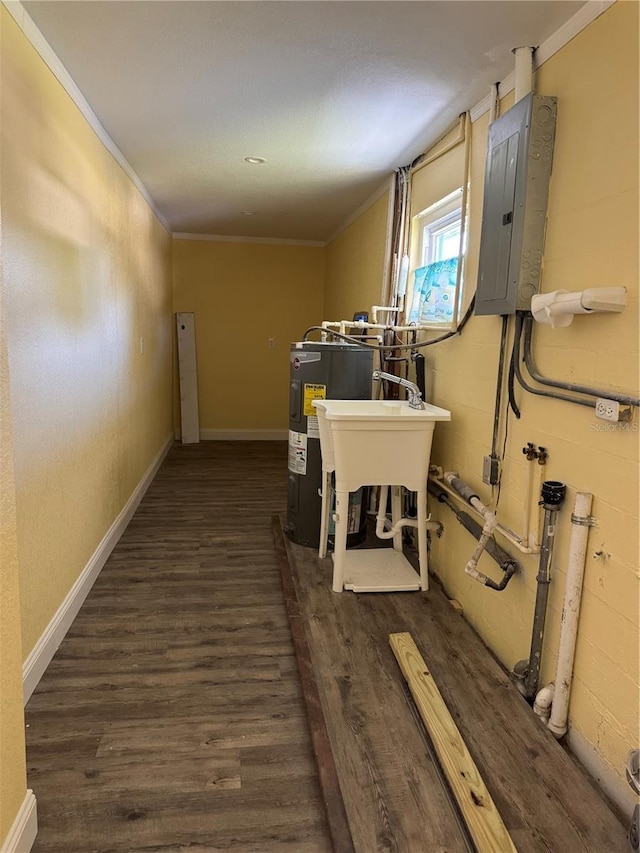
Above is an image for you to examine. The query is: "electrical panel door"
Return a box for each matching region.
[475,93,557,316]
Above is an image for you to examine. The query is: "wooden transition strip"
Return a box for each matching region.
[272,517,356,853]
[389,632,518,853]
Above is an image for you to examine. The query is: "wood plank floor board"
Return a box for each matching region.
[31,663,285,693]
[62,606,291,638]
[29,794,331,853]
[28,752,243,799]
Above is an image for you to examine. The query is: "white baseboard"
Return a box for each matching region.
[174,428,288,441]
[22,434,173,703]
[1,790,37,853]
[566,724,637,821]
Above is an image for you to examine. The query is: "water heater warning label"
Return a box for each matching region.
[288,430,307,475]
[303,383,326,417]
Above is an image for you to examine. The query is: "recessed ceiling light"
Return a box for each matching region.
[241,210,256,216]
[244,156,266,165]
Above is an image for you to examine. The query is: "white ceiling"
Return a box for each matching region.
[22,0,585,241]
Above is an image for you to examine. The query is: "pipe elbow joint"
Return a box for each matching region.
[533,683,555,722]
[465,562,487,584]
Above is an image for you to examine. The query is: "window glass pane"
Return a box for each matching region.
[433,223,461,262]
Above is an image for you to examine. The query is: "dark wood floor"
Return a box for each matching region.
[25,441,627,853]
[26,442,331,853]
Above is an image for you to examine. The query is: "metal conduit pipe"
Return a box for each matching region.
[512,312,595,409]
[521,481,566,701]
[412,351,426,402]
[522,315,640,409]
[491,316,510,458]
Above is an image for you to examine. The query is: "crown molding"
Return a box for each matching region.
[172,232,324,247]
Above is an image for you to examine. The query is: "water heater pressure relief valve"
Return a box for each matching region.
[531,286,627,328]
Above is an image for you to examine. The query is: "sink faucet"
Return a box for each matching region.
[372,370,425,409]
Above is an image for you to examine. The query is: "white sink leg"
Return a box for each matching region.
[417,487,429,590]
[318,469,331,559]
[391,486,403,552]
[332,485,349,592]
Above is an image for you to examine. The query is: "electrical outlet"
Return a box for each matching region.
[595,397,620,422]
[267,338,275,349]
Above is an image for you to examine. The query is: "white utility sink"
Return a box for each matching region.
[312,398,451,593]
[312,398,450,493]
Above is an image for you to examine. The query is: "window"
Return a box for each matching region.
[408,190,464,327]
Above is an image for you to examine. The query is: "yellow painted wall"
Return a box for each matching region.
[172,239,324,430]
[326,2,639,814]
[0,10,173,841]
[0,223,28,844]
[324,190,390,321]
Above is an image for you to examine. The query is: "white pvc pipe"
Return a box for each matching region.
[375,485,440,539]
[548,492,594,738]
[514,46,534,103]
[428,474,540,555]
[441,473,501,576]
[397,255,410,299]
[320,319,458,334]
[522,459,534,549]
[534,683,555,723]
[371,306,401,324]
[464,512,498,580]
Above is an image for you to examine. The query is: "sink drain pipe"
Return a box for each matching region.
[375,484,442,539]
[516,481,566,701]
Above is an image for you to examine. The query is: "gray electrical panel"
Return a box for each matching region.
[475,93,557,315]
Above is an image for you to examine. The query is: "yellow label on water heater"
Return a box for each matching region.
[303,383,326,417]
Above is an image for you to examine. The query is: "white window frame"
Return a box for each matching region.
[408,188,465,328]
[421,208,462,267]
